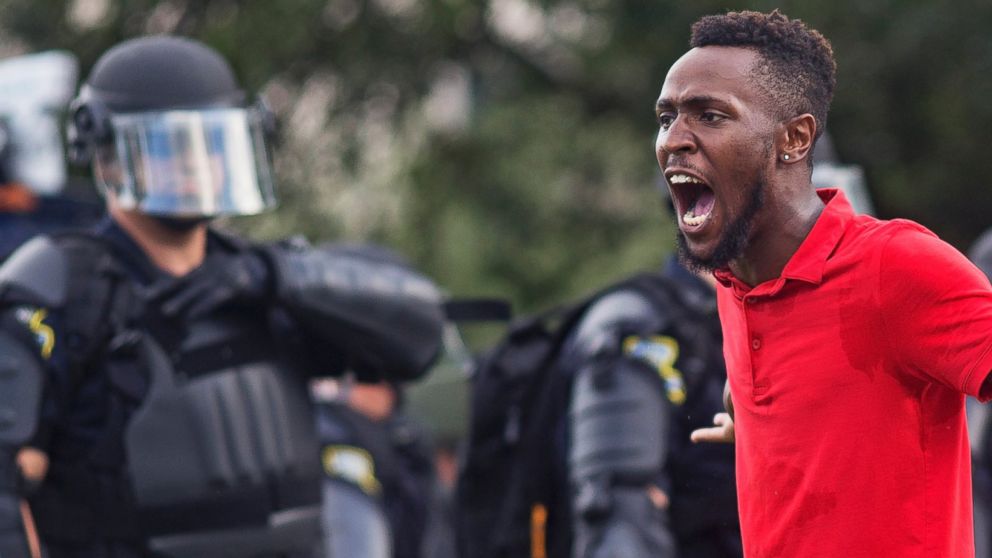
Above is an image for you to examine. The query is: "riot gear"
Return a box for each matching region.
[268,242,445,382]
[567,291,677,558]
[124,331,323,557]
[456,260,739,558]
[0,225,443,557]
[560,260,740,558]
[314,380,442,558]
[67,36,275,218]
[0,35,446,558]
[0,236,69,308]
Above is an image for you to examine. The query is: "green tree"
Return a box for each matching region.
[3,0,991,314]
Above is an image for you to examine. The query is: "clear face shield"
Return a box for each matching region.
[93,107,276,217]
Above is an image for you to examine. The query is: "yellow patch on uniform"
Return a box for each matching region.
[622,335,686,405]
[321,445,381,496]
[15,307,54,360]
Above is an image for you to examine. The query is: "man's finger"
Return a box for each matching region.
[691,412,735,443]
[690,426,732,443]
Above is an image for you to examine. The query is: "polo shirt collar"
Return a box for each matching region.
[714,188,854,289]
[778,188,853,284]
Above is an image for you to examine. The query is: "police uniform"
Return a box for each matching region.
[561,257,741,558]
[0,36,445,558]
[315,387,442,558]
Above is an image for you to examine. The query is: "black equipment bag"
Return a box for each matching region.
[455,271,690,558]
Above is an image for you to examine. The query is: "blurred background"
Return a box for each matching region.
[11,0,992,310]
[3,0,992,436]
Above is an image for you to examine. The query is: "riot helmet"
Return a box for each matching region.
[67,36,276,218]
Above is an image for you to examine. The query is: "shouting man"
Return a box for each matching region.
[658,10,992,558]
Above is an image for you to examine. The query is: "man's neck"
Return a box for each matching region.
[729,184,825,287]
[109,207,208,277]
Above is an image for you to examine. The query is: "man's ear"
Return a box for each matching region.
[778,114,816,164]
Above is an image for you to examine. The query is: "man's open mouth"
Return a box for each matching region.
[668,173,715,229]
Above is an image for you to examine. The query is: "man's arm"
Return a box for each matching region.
[0,323,50,558]
[0,236,78,557]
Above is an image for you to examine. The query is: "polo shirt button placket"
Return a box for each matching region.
[740,295,761,399]
[749,334,770,399]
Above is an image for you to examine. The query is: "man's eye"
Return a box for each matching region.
[657,113,675,130]
[700,111,725,123]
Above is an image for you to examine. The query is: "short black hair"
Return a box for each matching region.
[690,10,836,140]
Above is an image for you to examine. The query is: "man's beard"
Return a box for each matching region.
[677,172,766,273]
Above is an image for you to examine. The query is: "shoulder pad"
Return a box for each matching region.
[568,289,669,360]
[0,236,68,308]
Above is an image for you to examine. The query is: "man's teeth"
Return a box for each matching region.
[670,173,708,226]
[668,174,703,184]
[683,211,707,226]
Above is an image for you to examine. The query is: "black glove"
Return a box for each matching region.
[149,248,273,319]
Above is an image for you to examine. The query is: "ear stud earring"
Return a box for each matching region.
[783,154,791,161]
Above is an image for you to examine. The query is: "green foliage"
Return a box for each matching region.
[3,0,992,309]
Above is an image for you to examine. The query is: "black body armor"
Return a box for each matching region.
[13,233,323,557]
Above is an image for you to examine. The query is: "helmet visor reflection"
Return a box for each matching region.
[98,108,276,216]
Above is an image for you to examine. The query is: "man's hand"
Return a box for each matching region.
[690,412,735,444]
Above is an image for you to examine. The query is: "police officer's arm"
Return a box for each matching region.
[565,290,677,558]
[0,236,72,557]
[263,242,445,382]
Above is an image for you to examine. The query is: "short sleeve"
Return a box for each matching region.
[879,223,992,399]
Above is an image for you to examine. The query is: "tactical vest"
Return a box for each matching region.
[30,233,324,557]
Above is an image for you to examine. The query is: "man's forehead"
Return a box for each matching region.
[658,46,760,105]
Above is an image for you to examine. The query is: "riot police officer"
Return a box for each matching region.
[0,36,444,558]
[309,244,454,558]
[314,377,444,558]
[563,256,741,558]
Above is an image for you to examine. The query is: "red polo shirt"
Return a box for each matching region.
[716,189,992,558]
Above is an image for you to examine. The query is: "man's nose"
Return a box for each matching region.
[657,116,697,158]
